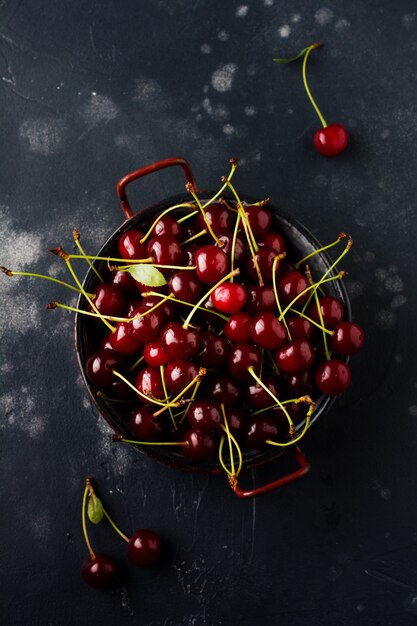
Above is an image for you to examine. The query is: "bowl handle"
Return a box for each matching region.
[227,446,310,499]
[116,157,198,219]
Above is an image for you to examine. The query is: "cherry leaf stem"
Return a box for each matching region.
[101,507,129,543]
[306,265,331,360]
[247,365,294,433]
[139,202,195,244]
[73,229,104,283]
[160,365,177,431]
[294,232,346,269]
[182,269,240,329]
[82,483,96,560]
[266,399,315,448]
[272,255,291,339]
[0,268,92,295]
[251,395,312,417]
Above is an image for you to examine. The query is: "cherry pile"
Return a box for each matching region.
[0,159,364,486]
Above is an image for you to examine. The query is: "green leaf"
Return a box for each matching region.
[88,493,104,524]
[125,264,167,287]
[273,42,322,64]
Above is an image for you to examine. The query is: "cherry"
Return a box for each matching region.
[86,350,125,387]
[244,376,281,410]
[91,283,126,317]
[110,376,137,400]
[136,366,165,402]
[244,205,272,236]
[151,215,183,240]
[147,235,185,272]
[164,360,199,394]
[315,359,351,395]
[130,406,166,440]
[217,233,246,265]
[278,270,309,307]
[196,331,228,368]
[223,407,244,436]
[245,285,277,315]
[286,315,314,341]
[228,343,262,381]
[187,401,222,432]
[128,305,165,344]
[167,271,201,304]
[223,312,252,343]
[314,124,348,157]
[182,429,217,462]
[160,322,201,359]
[195,245,229,285]
[140,295,177,322]
[212,282,247,314]
[259,231,286,254]
[284,371,315,396]
[197,203,234,235]
[111,270,137,297]
[143,340,170,367]
[128,529,161,566]
[271,401,304,427]
[274,339,315,374]
[307,296,344,329]
[126,298,142,317]
[203,375,241,406]
[250,312,286,350]
[245,246,277,284]
[330,321,365,355]
[109,323,141,354]
[118,229,146,260]
[81,554,119,588]
[245,416,280,448]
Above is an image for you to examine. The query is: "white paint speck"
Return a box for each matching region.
[264,0,274,6]
[375,309,395,329]
[391,294,407,308]
[409,405,417,416]
[402,13,416,28]
[346,280,364,299]
[247,64,257,76]
[218,30,229,41]
[363,251,375,263]
[132,78,162,102]
[384,275,403,293]
[236,5,249,17]
[211,63,237,92]
[335,18,350,30]
[291,13,301,23]
[20,118,66,155]
[315,7,334,26]
[375,268,388,282]
[81,94,118,126]
[0,387,45,438]
[223,124,235,135]
[278,24,291,38]
[244,105,256,116]
[381,129,390,139]
[200,43,211,54]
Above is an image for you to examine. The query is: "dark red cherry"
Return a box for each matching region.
[245,247,277,284]
[128,306,165,344]
[160,322,201,359]
[128,529,161,566]
[195,245,229,285]
[109,376,137,400]
[164,360,199,394]
[197,203,234,235]
[245,416,280,448]
[308,296,344,329]
[118,229,146,260]
[109,323,141,354]
[203,375,241,406]
[286,315,314,341]
[271,401,304,428]
[278,271,310,307]
[274,340,315,374]
[86,350,125,387]
[167,271,201,304]
[147,235,185,272]
[227,343,262,381]
[81,554,119,588]
[212,282,247,314]
[217,233,246,265]
[284,371,315,396]
[314,123,348,157]
[140,295,176,322]
[143,340,170,367]
[245,376,281,410]
[151,215,183,240]
[259,231,286,254]
[196,331,229,368]
[250,312,286,349]
[315,359,351,395]
[111,270,137,297]
[223,312,252,343]
[244,205,272,236]
[92,284,126,317]
[126,298,142,318]
[330,321,365,355]
[136,366,165,402]
[187,401,222,432]
[245,285,277,315]
[130,406,166,440]
[182,429,217,462]
[223,407,244,436]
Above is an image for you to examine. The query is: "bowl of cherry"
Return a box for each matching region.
[74,157,364,498]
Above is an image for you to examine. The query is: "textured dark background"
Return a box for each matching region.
[1,0,416,624]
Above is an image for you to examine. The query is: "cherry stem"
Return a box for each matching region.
[143,291,228,322]
[160,365,177,430]
[112,369,177,408]
[73,228,104,283]
[247,365,294,433]
[182,229,207,245]
[82,481,96,560]
[101,508,129,543]
[113,435,189,447]
[221,403,235,476]
[186,183,223,246]
[288,307,333,334]
[139,202,196,244]
[177,209,199,224]
[306,265,331,360]
[182,268,240,329]
[266,399,315,448]
[278,272,346,321]
[272,254,291,339]
[295,233,346,269]
[302,43,327,128]
[251,394,312,416]
[0,267,92,295]
[229,213,241,282]
[128,355,145,373]
[199,158,238,208]
[96,390,133,403]
[68,254,153,264]
[178,378,201,423]
[152,369,206,417]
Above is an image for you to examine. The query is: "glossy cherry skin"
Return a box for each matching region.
[278,271,310,307]
[286,316,314,341]
[195,245,229,285]
[147,235,185,272]
[85,350,125,387]
[217,233,246,265]
[164,360,199,394]
[244,205,272,236]
[140,295,176,322]
[223,312,252,343]
[223,407,244,436]
[245,285,277,315]
[136,366,165,402]
[314,123,348,157]
[250,312,286,350]
[244,376,281,410]
[245,247,277,284]
[197,203,234,235]
[110,376,137,400]
[81,554,119,588]
[151,215,183,240]
[330,321,365,355]
[227,343,262,381]
[187,401,222,432]
[315,359,351,395]
[109,323,141,354]
[128,306,165,344]
[245,416,280,448]
[130,406,166,440]
[118,229,146,260]
[212,283,247,314]
[92,284,126,317]
[308,296,344,329]
[111,270,137,297]
[143,340,170,367]
[160,322,201,359]
[182,429,217,462]
[284,371,315,396]
[196,331,229,368]
[203,375,241,407]
[274,340,315,374]
[167,271,201,304]
[259,231,286,255]
[128,529,161,566]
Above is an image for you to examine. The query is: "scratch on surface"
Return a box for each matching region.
[89,23,99,57]
[365,569,415,590]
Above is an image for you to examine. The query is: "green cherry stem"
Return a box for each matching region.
[143,291,228,322]
[128,355,145,373]
[247,365,295,434]
[101,508,129,543]
[272,254,291,339]
[186,183,223,246]
[199,158,238,208]
[266,399,315,448]
[295,232,346,269]
[288,308,333,334]
[182,269,239,329]
[0,266,92,296]
[181,229,207,246]
[221,403,235,477]
[278,272,346,322]
[160,365,177,430]
[251,394,313,417]
[139,202,196,244]
[82,480,96,560]
[68,254,153,264]
[306,265,330,360]
[177,209,199,224]
[152,369,206,418]
[113,435,189,447]
[73,228,104,283]
[112,370,177,408]
[229,212,241,281]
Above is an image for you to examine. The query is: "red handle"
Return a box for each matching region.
[116,157,198,219]
[228,447,310,499]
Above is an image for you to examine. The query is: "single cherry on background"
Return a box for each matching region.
[315,359,351,395]
[128,529,161,566]
[81,554,120,589]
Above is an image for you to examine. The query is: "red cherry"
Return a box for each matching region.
[118,229,146,260]
[245,416,280,448]
[315,359,351,395]
[286,316,314,341]
[195,245,229,285]
[245,285,277,315]
[203,375,241,407]
[259,231,286,254]
[167,271,201,304]
[278,270,309,307]
[212,283,247,314]
[143,340,170,367]
[92,284,125,317]
[187,401,222,432]
[182,429,217,462]
[130,406,166,440]
[197,203,234,235]
[250,312,286,350]
[128,529,161,566]
[244,205,272,236]
[151,215,183,240]
[196,331,229,368]
[164,360,199,394]
[245,376,281,410]
[109,323,141,354]
[284,371,315,396]
[223,407,244,436]
[217,232,246,265]
[147,235,185,272]
[136,366,165,402]
[245,246,278,284]
[160,322,201,359]
[128,306,165,344]
[314,124,348,157]
[308,296,344,330]
[274,339,315,374]
[81,554,119,588]
[227,343,262,381]
[330,321,365,355]
[86,350,124,387]
[111,270,137,297]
